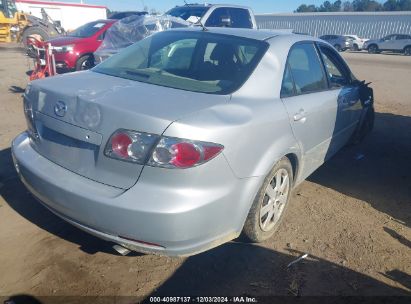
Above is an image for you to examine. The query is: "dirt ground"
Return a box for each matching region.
[0,44,410,302]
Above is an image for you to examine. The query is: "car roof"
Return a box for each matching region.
[169,3,252,10]
[167,27,304,41]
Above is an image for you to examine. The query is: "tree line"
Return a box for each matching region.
[296,0,411,12]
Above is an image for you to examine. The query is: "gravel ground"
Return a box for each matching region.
[0,45,410,302]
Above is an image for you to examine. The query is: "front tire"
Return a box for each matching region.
[75,54,95,71]
[22,26,50,48]
[404,46,411,56]
[242,157,293,242]
[368,44,378,54]
[353,44,359,52]
[334,44,342,52]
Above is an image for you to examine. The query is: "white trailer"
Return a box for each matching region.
[15,0,107,31]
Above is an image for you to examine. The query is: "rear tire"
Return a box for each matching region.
[22,26,50,47]
[242,157,293,243]
[75,54,95,71]
[334,44,342,52]
[404,46,411,56]
[368,44,378,54]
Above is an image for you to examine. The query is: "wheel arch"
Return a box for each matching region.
[75,52,95,70]
[285,152,299,186]
[77,52,95,62]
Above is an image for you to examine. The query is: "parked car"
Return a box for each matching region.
[94,4,257,65]
[48,19,116,71]
[363,34,411,55]
[344,34,369,51]
[93,15,190,65]
[319,34,353,52]
[166,4,257,29]
[109,11,148,20]
[13,28,374,256]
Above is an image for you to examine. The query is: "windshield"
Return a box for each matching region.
[1,0,17,18]
[166,6,208,21]
[68,21,108,38]
[93,31,268,95]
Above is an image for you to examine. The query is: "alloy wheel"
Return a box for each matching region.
[259,168,290,232]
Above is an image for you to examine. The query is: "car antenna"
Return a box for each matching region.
[183,0,208,31]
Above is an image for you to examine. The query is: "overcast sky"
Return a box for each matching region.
[62,0,329,13]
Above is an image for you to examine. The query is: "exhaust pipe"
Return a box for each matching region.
[113,244,131,256]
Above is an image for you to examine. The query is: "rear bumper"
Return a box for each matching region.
[12,132,262,256]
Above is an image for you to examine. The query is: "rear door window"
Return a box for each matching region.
[286,43,328,95]
[280,63,295,98]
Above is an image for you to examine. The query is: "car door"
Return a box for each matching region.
[317,43,362,146]
[280,42,338,181]
[379,35,396,50]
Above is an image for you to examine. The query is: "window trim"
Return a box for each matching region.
[280,41,329,99]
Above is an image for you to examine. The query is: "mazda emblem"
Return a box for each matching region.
[54,101,67,117]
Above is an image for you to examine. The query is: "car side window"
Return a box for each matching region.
[280,63,295,98]
[205,8,228,27]
[226,8,253,28]
[319,45,350,88]
[397,35,411,40]
[286,43,328,95]
[205,7,252,28]
[97,30,106,41]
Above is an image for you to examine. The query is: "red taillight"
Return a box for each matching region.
[111,133,132,159]
[171,142,201,168]
[149,137,224,169]
[105,130,159,164]
[105,130,224,168]
[203,145,224,161]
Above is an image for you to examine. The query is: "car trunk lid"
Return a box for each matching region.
[26,71,228,189]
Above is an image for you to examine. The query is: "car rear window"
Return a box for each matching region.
[166,6,208,21]
[93,31,268,95]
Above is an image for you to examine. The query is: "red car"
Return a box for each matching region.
[48,19,116,71]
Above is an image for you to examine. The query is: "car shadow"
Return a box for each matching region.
[146,243,409,297]
[308,112,411,228]
[0,148,141,257]
[383,227,411,249]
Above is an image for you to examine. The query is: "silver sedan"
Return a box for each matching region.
[12,27,374,256]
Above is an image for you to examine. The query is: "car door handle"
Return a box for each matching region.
[293,109,306,122]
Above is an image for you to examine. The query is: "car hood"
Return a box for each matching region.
[47,36,84,46]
